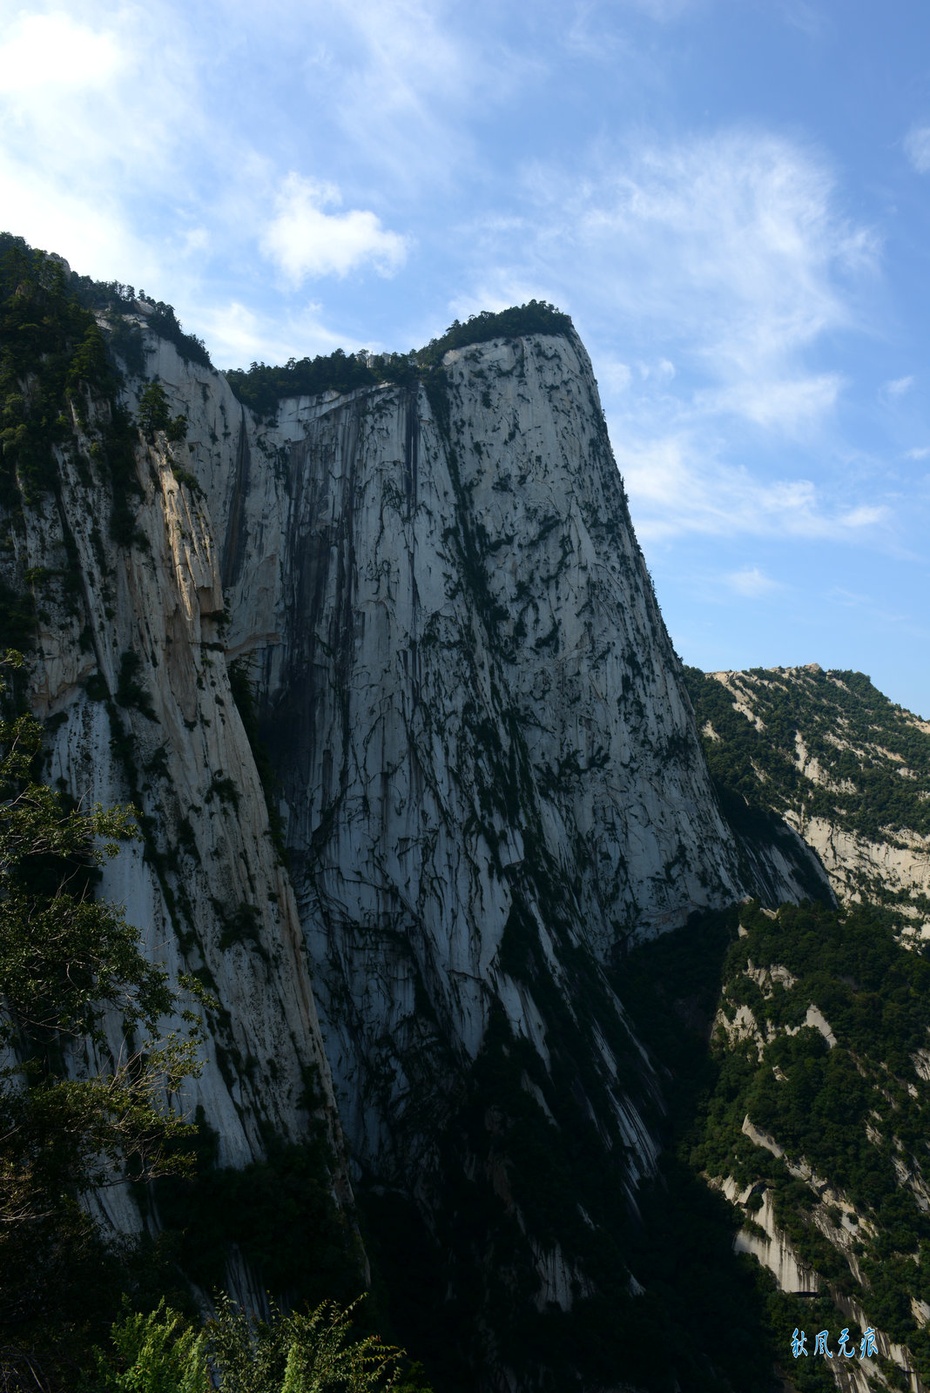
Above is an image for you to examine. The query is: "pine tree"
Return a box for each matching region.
[0,651,201,1362]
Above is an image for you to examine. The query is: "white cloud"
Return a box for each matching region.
[639,357,676,384]
[778,1,826,38]
[726,567,782,597]
[476,129,875,432]
[904,125,930,174]
[0,11,123,93]
[197,298,362,368]
[182,227,210,255]
[292,0,539,187]
[0,5,198,182]
[459,123,897,568]
[905,446,930,460]
[837,504,888,529]
[0,4,213,292]
[260,174,408,283]
[0,149,163,287]
[614,432,891,543]
[600,360,633,393]
[702,372,842,429]
[883,374,914,398]
[827,586,919,633]
[196,301,280,368]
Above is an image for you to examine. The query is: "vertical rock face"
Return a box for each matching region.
[7,285,826,1385]
[3,361,347,1201]
[180,330,746,1183]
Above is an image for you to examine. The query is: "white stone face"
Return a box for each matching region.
[791,813,930,917]
[17,303,930,1385]
[13,323,816,1288]
[185,330,756,1179]
[13,365,346,1187]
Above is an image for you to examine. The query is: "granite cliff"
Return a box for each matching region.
[0,240,838,1389]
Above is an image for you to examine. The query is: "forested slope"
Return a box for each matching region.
[685,664,930,928]
[677,666,930,1390]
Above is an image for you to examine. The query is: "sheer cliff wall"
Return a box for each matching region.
[153,331,739,1165]
[6,303,830,1386]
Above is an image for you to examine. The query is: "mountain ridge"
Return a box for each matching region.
[3,232,928,1391]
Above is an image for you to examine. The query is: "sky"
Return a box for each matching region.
[2,1,929,717]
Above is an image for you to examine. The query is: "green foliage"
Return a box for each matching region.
[155,1134,364,1309]
[610,909,789,1392]
[102,402,146,545]
[690,897,930,1379]
[226,350,381,417]
[0,235,105,501]
[207,1296,404,1393]
[415,301,573,365]
[116,650,157,719]
[100,1302,208,1393]
[137,302,210,369]
[94,1297,412,1393]
[0,654,201,1352]
[206,772,240,810]
[68,267,211,369]
[362,907,790,1393]
[215,901,262,952]
[137,382,188,444]
[684,664,930,845]
[0,233,147,545]
[136,382,171,438]
[0,576,35,649]
[226,302,573,415]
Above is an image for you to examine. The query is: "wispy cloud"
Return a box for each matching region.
[0,1,425,349]
[456,126,892,553]
[599,360,633,392]
[471,129,876,432]
[904,125,930,174]
[0,5,207,286]
[777,1,826,39]
[827,586,929,639]
[726,566,783,597]
[260,175,408,283]
[616,0,694,19]
[882,374,914,399]
[613,432,891,543]
[0,6,204,183]
[292,0,539,187]
[699,373,842,429]
[197,298,365,368]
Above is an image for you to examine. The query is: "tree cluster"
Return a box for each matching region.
[226,302,574,417]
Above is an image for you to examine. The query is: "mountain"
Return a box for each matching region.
[684,667,930,1392]
[686,664,930,928]
[2,233,927,1391]
[0,238,365,1334]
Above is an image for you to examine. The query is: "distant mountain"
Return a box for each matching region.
[684,665,930,1391]
[685,664,930,929]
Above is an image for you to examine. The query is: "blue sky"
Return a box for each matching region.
[2,0,929,716]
